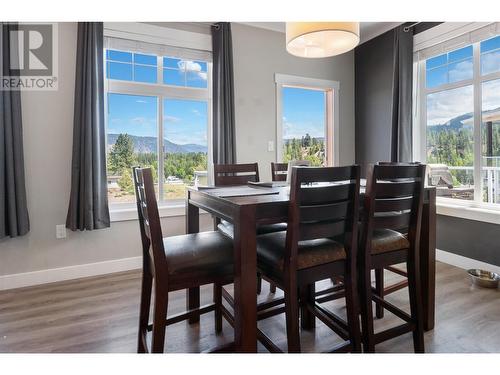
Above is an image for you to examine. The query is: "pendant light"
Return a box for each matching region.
[286,22,360,58]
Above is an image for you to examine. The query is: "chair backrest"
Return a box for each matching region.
[214,163,260,186]
[271,162,288,182]
[361,163,426,255]
[133,167,168,283]
[285,165,361,271]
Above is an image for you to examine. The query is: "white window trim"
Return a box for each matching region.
[413,22,500,222]
[103,22,212,52]
[274,73,340,166]
[109,202,210,222]
[103,23,213,220]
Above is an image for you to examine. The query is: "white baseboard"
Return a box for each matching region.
[3,250,498,291]
[436,249,500,274]
[0,256,142,291]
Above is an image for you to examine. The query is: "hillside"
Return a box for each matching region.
[428,107,500,132]
[107,133,207,154]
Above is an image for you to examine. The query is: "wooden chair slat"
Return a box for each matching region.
[373,212,411,230]
[214,163,259,186]
[375,180,418,198]
[375,164,423,180]
[295,165,356,183]
[299,220,347,241]
[271,162,288,182]
[214,163,259,174]
[215,175,258,186]
[300,183,356,205]
[374,196,414,212]
[300,200,351,223]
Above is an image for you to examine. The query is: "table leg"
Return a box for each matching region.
[233,206,258,352]
[421,189,436,331]
[186,194,200,324]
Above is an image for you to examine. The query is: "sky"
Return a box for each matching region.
[426,36,500,126]
[282,86,326,139]
[107,94,208,146]
[106,50,208,146]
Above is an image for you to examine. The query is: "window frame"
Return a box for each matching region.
[274,73,340,167]
[413,24,500,217]
[103,24,213,213]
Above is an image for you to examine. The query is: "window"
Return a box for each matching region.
[415,30,500,206]
[104,40,212,207]
[275,74,339,166]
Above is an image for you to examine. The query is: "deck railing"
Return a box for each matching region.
[447,163,500,204]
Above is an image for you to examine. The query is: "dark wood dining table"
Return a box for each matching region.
[185,184,436,353]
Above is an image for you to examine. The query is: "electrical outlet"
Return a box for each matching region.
[268,141,274,152]
[56,224,66,239]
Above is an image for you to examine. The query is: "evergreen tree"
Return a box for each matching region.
[118,168,134,195]
[108,133,135,174]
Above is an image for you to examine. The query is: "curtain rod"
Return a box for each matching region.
[403,22,420,32]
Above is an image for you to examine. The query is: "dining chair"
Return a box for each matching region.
[214,162,285,294]
[133,167,234,353]
[256,165,362,353]
[271,162,288,182]
[372,161,422,319]
[358,163,426,353]
[214,162,260,186]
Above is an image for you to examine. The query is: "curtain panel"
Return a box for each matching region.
[391,25,414,163]
[211,22,236,165]
[0,23,30,239]
[66,22,110,231]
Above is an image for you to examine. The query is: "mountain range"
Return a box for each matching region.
[429,107,500,131]
[107,133,207,154]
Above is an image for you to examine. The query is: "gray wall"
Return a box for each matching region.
[354,29,394,174]
[437,216,500,267]
[0,22,356,280]
[231,23,356,181]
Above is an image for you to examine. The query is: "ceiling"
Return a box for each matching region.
[239,22,403,44]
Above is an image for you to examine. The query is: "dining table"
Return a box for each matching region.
[185,183,437,353]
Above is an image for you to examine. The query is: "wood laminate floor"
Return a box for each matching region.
[0,261,499,353]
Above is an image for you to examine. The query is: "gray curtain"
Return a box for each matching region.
[66,22,110,231]
[0,23,30,239]
[211,22,236,164]
[390,25,414,163]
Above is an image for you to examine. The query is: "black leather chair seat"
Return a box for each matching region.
[164,231,233,278]
[217,220,287,239]
[371,229,409,254]
[256,231,346,273]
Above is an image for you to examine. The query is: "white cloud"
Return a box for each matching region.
[165,130,207,146]
[163,115,181,123]
[427,86,474,125]
[448,60,473,82]
[177,60,207,81]
[110,118,123,125]
[282,120,325,139]
[482,78,500,111]
[178,60,201,72]
[427,78,500,125]
[481,50,500,76]
[131,117,156,126]
[135,99,148,104]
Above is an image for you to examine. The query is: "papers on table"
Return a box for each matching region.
[204,185,281,198]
